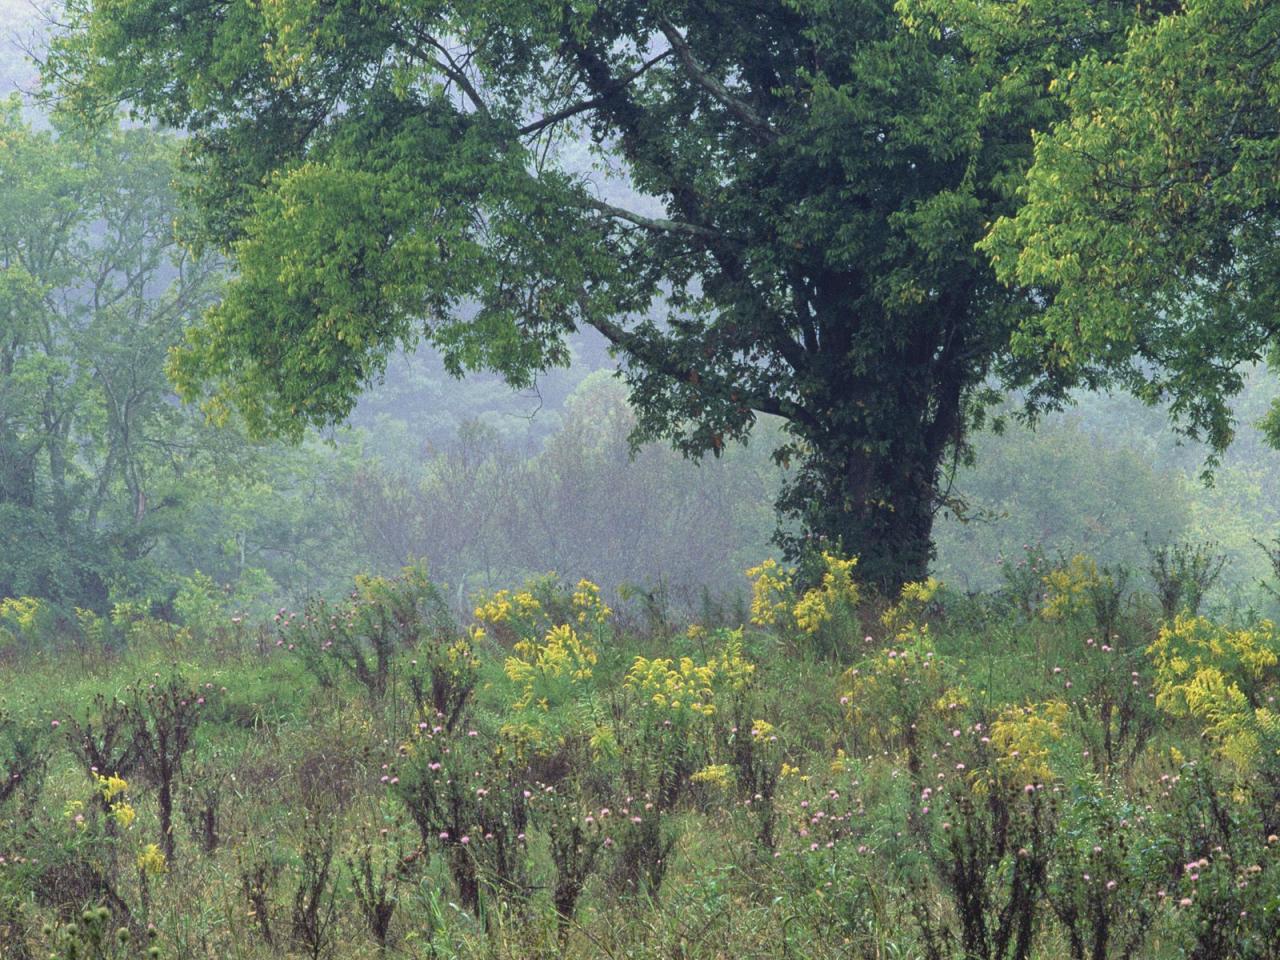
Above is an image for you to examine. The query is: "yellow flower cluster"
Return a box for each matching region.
[746,559,794,628]
[748,553,862,636]
[626,656,718,715]
[136,843,167,877]
[1040,554,1102,621]
[96,772,128,801]
[111,802,137,830]
[988,701,1069,785]
[474,588,543,626]
[448,633,480,668]
[881,577,942,638]
[572,579,612,625]
[841,637,966,749]
[0,596,45,632]
[691,763,734,789]
[95,772,137,829]
[793,553,860,635]
[504,623,598,710]
[0,596,49,650]
[1149,614,1280,777]
[625,632,755,718]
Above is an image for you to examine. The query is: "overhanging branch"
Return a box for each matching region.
[583,196,726,241]
[518,50,673,137]
[656,17,779,142]
[582,300,818,429]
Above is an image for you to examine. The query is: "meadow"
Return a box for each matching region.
[1,548,1278,960]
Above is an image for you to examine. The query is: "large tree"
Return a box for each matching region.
[49,0,1140,590]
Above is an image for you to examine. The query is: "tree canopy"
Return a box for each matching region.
[980,0,1280,453]
[0,101,222,605]
[47,0,1153,590]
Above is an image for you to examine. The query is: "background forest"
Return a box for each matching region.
[6,0,1280,622]
[3,4,1280,621]
[9,4,1280,960]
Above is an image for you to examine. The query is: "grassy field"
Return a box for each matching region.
[2,553,1279,959]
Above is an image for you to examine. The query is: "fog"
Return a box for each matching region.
[5,2,1280,621]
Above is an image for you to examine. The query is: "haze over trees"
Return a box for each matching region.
[0,104,220,606]
[0,0,1278,608]
[43,0,1179,591]
[9,6,1280,957]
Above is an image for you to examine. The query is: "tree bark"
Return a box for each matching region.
[775,313,966,596]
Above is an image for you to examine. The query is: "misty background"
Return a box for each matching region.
[4,0,1280,620]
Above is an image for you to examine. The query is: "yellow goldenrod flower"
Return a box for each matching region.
[137,844,167,877]
[572,579,612,625]
[95,772,129,802]
[691,764,734,790]
[111,802,137,829]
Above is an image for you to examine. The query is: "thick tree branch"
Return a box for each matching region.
[656,17,779,142]
[582,299,818,429]
[560,30,717,234]
[582,196,726,241]
[405,33,490,118]
[518,50,673,137]
[561,26,808,378]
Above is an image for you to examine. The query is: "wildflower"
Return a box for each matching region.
[111,802,137,829]
[691,764,734,790]
[746,559,794,627]
[572,579,612,625]
[136,844,167,877]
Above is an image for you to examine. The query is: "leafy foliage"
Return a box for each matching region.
[44,0,1158,587]
[975,0,1280,453]
[0,101,220,608]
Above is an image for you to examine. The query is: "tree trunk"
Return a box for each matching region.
[825,442,939,594]
[775,341,962,597]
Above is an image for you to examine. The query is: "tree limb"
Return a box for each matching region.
[518,50,673,137]
[582,298,817,429]
[582,196,726,241]
[405,32,490,118]
[656,17,779,142]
